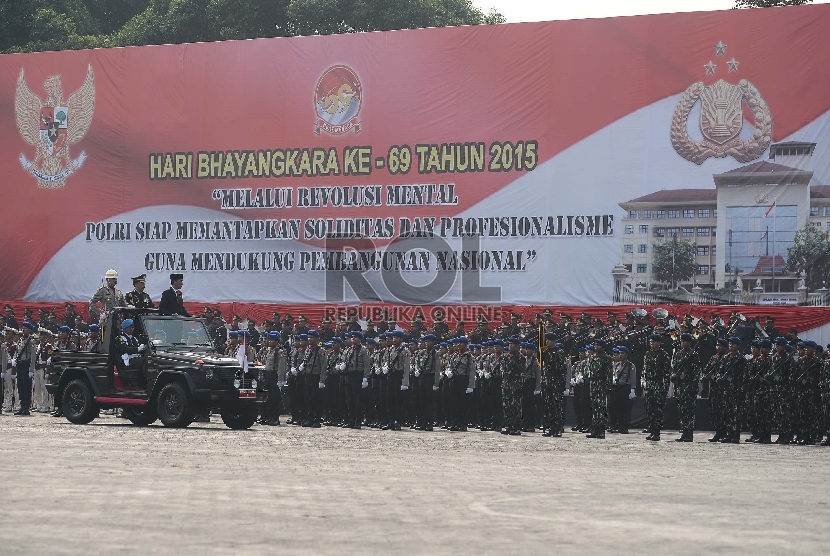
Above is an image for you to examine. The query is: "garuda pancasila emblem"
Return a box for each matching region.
[15,65,95,188]
[671,79,772,165]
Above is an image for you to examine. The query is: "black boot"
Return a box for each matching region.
[708,430,723,443]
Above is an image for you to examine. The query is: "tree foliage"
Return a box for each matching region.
[651,237,697,288]
[735,0,814,7]
[0,0,504,54]
[785,224,830,292]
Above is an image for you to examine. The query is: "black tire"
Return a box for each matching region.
[123,406,157,426]
[221,403,259,430]
[156,382,194,428]
[62,379,99,424]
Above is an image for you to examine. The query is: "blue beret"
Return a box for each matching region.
[528,343,537,350]
[649,334,663,342]
[728,336,741,345]
[378,333,387,340]
[612,347,620,353]
[455,336,468,343]
[759,339,773,349]
[493,339,507,348]
[804,340,817,348]
[616,345,630,354]
[422,334,437,342]
[323,342,332,348]
[228,330,239,338]
[438,342,447,348]
[555,342,564,349]
[508,337,521,344]
[594,339,607,348]
[578,347,587,353]
[520,342,530,349]
[391,330,406,338]
[786,344,795,353]
[307,329,320,338]
[296,333,308,341]
[366,338,378,346]
[22,321,35,330]
[88,324,100,332]
[586,344,595,351]
[59,326,71,333]
[350,331,364,340]
[774,336,788,346]
[331,336,344,345]
[716,338,728,347]
[269,332,281,340]
[121,319,134,329]
[545,332,557,341]
[680,333,693,342]
[817,344,824,353]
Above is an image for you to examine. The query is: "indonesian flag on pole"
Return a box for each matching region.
[237,334,248,373]
[765,198,777,217]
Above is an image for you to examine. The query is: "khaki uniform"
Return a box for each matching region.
[89,285,126,323]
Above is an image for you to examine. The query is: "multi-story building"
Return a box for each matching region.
[617,141,826,293]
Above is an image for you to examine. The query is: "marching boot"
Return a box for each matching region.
[647,431,660,441]
[708,430,723,443]
[675,430,689,442]
[759,435,772,444]
[744,435,757,443]
[820,437,830,446]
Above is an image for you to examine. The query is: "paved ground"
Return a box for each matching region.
[0,413,827,555]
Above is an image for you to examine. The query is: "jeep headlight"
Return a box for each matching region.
[251,379,258,389]
[205,368,214,380]
[233,379,241,389]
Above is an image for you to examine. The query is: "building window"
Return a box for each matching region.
[638,244,648,254]
[711,227,717,237]
[711,246,716,256]
[810,221,822,227]
[656,210,665,219]
[624,264,632,272]
[824,207,830,216]
[697,246,709,256]
[810,206,820,216]
[698,266,709,275]
[624,244,633,253]
[682,228,694,237]
[644,210,656,219]
[711,265,716,275]
[667,228,680,237]
[654,228,665,237]
[697,227,710,237]
[683,209,695,218]
[699,209,711,218]
[629,210,640,219]
[668,210,680,218]
[639,225,649,234]
[625,225,634,234]
[713,210,718,218]
[637,264,647,274]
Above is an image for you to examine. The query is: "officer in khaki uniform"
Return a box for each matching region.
[125,274,155,309]
[89,269,126,324]
[13,322,38,415]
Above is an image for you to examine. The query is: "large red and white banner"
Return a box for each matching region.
[1,5,830,306]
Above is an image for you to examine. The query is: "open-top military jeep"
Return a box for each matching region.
[46,308,266,429]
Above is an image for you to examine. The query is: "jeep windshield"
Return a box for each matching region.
[142,317,213,349]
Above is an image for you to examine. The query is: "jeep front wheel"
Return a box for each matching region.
[62,379,99,424]
[221,403,258,430]
[156,383,194,428]
[123,406,157,426]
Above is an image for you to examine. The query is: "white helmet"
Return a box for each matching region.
[104,269,118,279]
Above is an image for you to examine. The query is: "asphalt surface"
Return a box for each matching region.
[0,413,827,555]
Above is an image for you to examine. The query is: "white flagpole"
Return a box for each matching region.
[772,196,777,293]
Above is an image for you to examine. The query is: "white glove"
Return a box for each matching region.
[563,389,570,396]
[318,381,325,389]
[744,354,753,361]
[299,364,305,372]
[362,377,369,389]
[44,374,49,380]
[570,378,576,386]
[696,394,702,399]
[277,381,285,388]
[337,363,346,371]
[640,378,646,388]
[477,370,483,377]
[414,370,420,377]
[290,367,298,376]
[0,372,5,378]
[629,389,636,400]
[401,385,408,391]
[533,389,541,396]
[577,376,584,384]
[433,385,439,391]
[446,371,453,379]
[138,344,146,352]
[46,357,52,366]
[29,371,34,378]
[382,365,389,375]
[613,377,617,385]
[11,359,16,368]
[484,372,491,380]
[465,387,473,394]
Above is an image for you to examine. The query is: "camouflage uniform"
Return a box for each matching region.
[748,354,772,441]
[541,347,568,435]
[587,351,613,436]
[766,349,793,441]
[701,353,725,436]
[671,348,699,435]
[643,349,670,435]
[718,352,747,441]
[793,355,822,443]
[502,351,525,432]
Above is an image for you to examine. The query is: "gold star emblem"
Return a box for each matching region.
[704,61,716,75]
[727,58,740,73]
[715,41,727,56]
